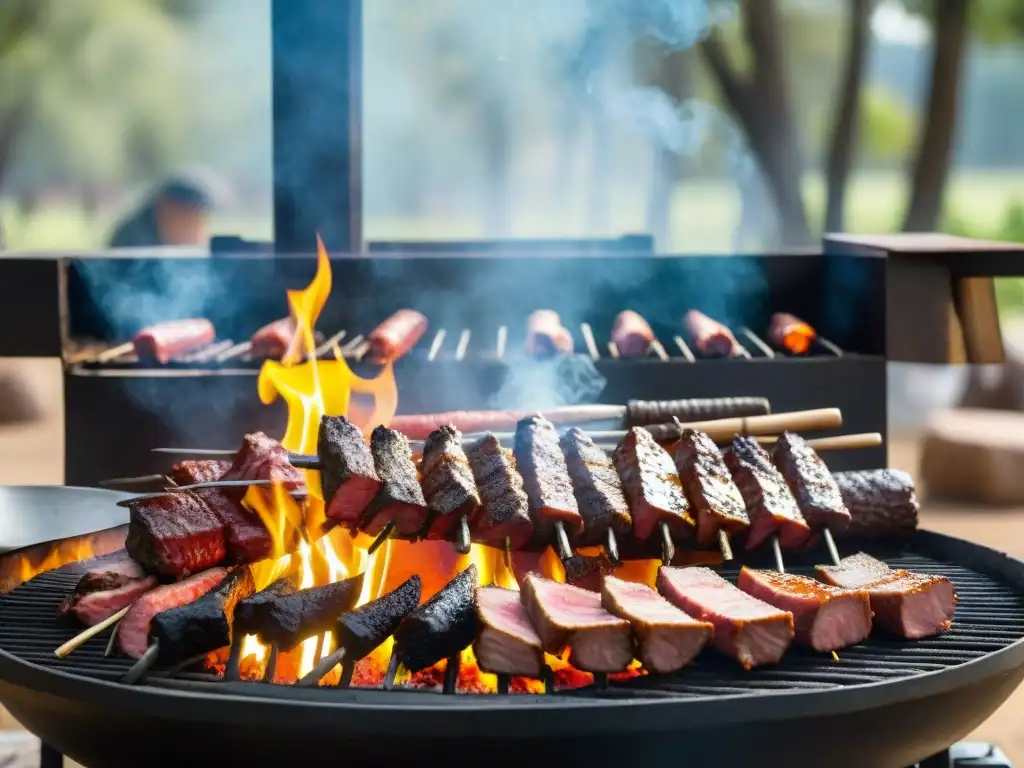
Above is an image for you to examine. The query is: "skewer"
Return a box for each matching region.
[104,621,120,657]
[453,515,472,555]
[96,342,135,363]
[339,660,355,688]
[816,336,844,357]
[495,326,507,360]
[216,341,252,362]
[223,632,244,682]
[121,643,160,685]
[605,528,621,566]
[823,527,842,566]
[353,341,371,362]
[55,606,130,658]
[98,474,168,489]
[580,323,600,361]
[717,529,733,562]
[313,330,347,359]
[673,335,696,362]
[649,339,670,361]
[427,329,447,362]
[443,653,460,694]
[659,521,675,565]
[297,646,347,687]
[607,341,620,359]
[504,536,513,571]
[382,647,401,690]
[553,521,573,562]
[772,535,786,573]
[455,330,471,361]
[367,521,395,555]
[262,643,280,683]
[741,327,776,358]
[340,335,364,357]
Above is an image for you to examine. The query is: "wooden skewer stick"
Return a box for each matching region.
[717,529,734,562]
[659,521,675,565]
[382,647,401,690]
[772,535,786,574]
[605,528,621,566]
[758,433,882,452]
[443,653,461,694]
[262,643,280,683]
[367,521,395,555]
[553,521,573,562]
[297,646,347,687]
[55,606,130,658]
[453,516,472,555]
[122,643,160,685]
[823,527,842,566]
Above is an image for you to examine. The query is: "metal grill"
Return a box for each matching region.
[2,551,1019,701]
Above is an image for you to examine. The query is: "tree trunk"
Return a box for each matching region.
[902,0,970,233]
[824,0,873,233]
[0,97,31,190]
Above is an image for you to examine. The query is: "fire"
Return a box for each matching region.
[780,320,816,355]
[2,527,128,595]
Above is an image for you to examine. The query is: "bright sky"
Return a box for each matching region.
[871,0,930,46]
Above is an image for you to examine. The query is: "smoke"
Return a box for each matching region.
[488,355,607,411]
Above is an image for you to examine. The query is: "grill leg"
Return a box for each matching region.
[39,742,62,768]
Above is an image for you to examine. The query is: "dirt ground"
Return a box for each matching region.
[0,359,1022,765]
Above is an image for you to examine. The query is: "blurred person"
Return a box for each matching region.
[108,170,223,248]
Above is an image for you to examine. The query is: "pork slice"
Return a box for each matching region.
[737,568,871,652]
[865,571,957,640]
[514,416,582,536]
[117,568,228,658]
[319,416,382,529]
[725,436,811,550]
[421,425,481,539]
[125,492,227,577]
[614,427,695,541]
[816,552,893,589]
[468,435,534,549]
[772,432,851,533]
[64,577,158,626]
[474,586,545,677]
[560,427,631,546]
[362,426,428,537]
[674,429,749,547]
[657,566,794,669]
[601,575,712,674]
[520,573,632,673]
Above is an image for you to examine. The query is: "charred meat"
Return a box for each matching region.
[514,416,582,537]
[601,575,712,674]
[467,435,534,549]
[169,460,231,486]
[395,565,479,672]
[256,573,365,651]
[150,568,256,664]
[473,585,545,678]
[772,432,851,533]
[724,436,811,550]
[737,568,871,652]
[560,427,631,546]
[318,415,381,530]
[233,573,301,638]
[658,566,794,669]
[833,469,919,539]
[335,576,422,661]
[674,429,749,547]
[361,426,428,537]
[126,492,226,577]
[421,425,481,539]
[521,573,632,673]
[613,427,695,542]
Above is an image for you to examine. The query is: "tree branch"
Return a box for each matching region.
[699,34,754,128]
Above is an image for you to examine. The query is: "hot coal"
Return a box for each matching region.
[772,432,851,533]
[319,415,381,530]
[362,426,428,538]
[514,415,582,537]
[560,427,631,546]
[613,427,695,542]
[473,585,544,678]
[395,565,478,673]
[467,435,533,549]
[233,573,301,638]
[674,429,749,547]
[256,573,365,651]
[126,493,226,577]
[421,425,481,540]
[335,576,422,661]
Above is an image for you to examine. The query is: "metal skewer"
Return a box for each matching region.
[823,527,842,566]
[223,633,245,682]
[297,646,348,687]
[122,642,160,685]
[367,522,395,555]
[104,621,120,657]
[605,529,621,566]
[454,515,472,555]
[99,474,168,489]
[772,535,786,573]
[717,529,734,562]
[553,521,573,562]
[659,521,675,565]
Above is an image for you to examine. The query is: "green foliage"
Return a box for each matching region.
[859,86,916,162]
[898,0,1024,43]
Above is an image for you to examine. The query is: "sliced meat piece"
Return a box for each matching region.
[233,573,301,638]
[674,429,749,547]
[421,425,481,539]
[562,552,615,592]
[613,427,695,542]
[767,312,816,354]
[682,310,742,357]
[125,493,227,577]
[657,566,794,669]
[611,310,654,357]
[833,469,919,539]
[724,436,811,550]
[816,552,894,589]
[251,317,299,359]
[335,576,421,661]
[737,568,871,652]
[395,565,478,672]
[318,415,381,530]
[526,310,574,357]
[195,489,275,564]
[118,568,228,658]
[168,460,230,486]
[520,573,632,673]
[772,432,851,533]
[367,309,429,362]
[256,573,365,651]
[473,585,545,677]
[514,416,582,537]
[59,556,147,607]
[626,397,771,427]
[601,575,712,674]
[133,319,215,364]
[150,568,256,664]
[560,427,631,546]
[225,432,305,492]
[467,435,534,549]
[361,426,429,537]
[61,577,158,626]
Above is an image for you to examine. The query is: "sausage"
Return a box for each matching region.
[682,310,742,358]
[611,310,655,357]
[526,310,574,357]
[767,312,816,355]
[251,317,299,359]
[133,319,215,364]
[367,309,428,362]
[389,406,611,440]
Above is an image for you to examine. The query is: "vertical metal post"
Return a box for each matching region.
[272,0,363,254]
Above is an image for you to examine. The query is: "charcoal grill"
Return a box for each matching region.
[1,529,1023,768]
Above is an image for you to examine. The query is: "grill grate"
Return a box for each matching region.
[2,552,1020,701]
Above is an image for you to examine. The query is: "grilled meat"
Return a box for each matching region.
[118,568,228,658]
[225,432,305,492]
[251,317,299,359]
[169,460,231,486]
[560,427,631,546]
[473,585,544,677]
[817,552,956,639]
[772,432,851,533]
[613,427,695,542]
[60,554,146,597]
[724,436,811,550]
[767,312,816,355]
[737,568,871,652]
[674,429,749,547]
[150,568,255,664]
[133,319,215,364]
[833,469,919,539]
[526,309,574,357]
[367,309,429,362]
[256,573,365,651]
[126,492,227,577]
[682,310,742,357]
[563,552,616,592]
[521,573,632,673]
[335,576,422,661]
[611,310,654,357]
[60,577,157,626]
[395,565,478,672]
[362,426,429,537]
[514,416,583,536]
[658,566,794,669]
[233,573,301,638]
[467,435,533,549]
[601,575,712,674]
[421,425,481,539]
[318,415,381,530]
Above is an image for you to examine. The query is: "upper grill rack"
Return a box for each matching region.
[2,550,1020,702]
